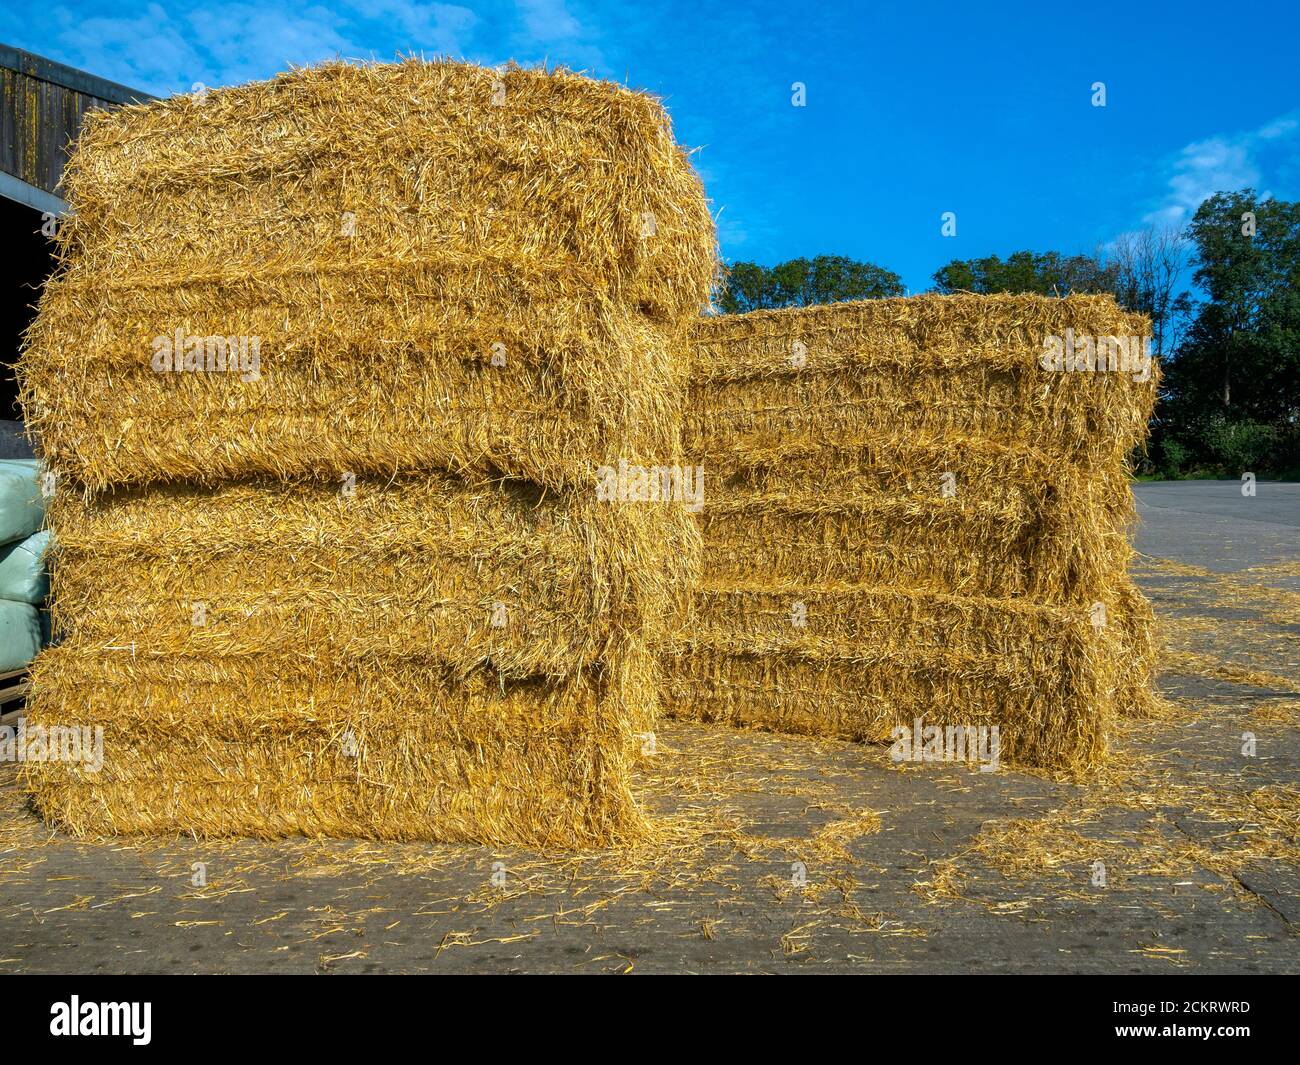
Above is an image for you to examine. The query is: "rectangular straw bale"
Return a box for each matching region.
[25,298,692,492]
[20,59,717,492]
[700,484,1035,594]
[58,60,712,319]
[664,637,1105,767]
[24,651,651,846]
[44,474,698,679]
[698,443,1142,604]
[710,433,1057,497]
[687,293,1156,469]
[664,584,1135,766]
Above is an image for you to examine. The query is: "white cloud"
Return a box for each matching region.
[45,4,209,94]
[504,0,603,72]
[13,1,480,95]
[1145,112,1300,226]
[516,0,581,42]
[185,4,359,85]
[344,1,477,55]
[0,1,633,96]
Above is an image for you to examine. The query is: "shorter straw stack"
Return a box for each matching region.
[665,294,1159,771]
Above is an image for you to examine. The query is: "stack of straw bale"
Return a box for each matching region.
[20,60,716,845]
[665,294,1159,770]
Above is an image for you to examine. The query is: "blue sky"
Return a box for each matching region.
[3,0,1298,291]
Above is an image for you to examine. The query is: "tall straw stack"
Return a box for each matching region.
[20,59,716,846]
[666,294,1159,771]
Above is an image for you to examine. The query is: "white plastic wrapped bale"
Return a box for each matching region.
[0,461,46,545]
[0,530,50,605]
[0,600,43,672]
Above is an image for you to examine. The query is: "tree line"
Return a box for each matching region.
[718,189,1300,479]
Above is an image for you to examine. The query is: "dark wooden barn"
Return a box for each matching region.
[0,44,152,453]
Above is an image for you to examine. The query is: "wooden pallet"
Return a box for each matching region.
[0,667,30,725]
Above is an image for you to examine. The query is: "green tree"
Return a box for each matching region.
[932,250,1117,297]
[718,255,903,313]
[1165,190,1300,425]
